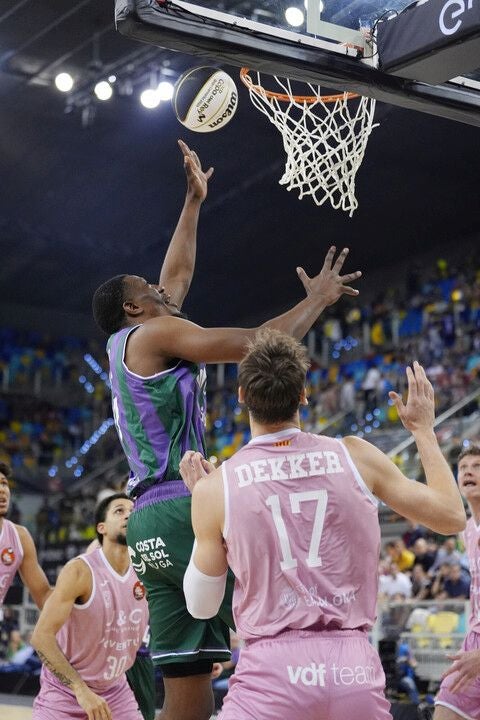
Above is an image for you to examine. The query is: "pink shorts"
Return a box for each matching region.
[436,630,480,720]
[32,671,143,720]
[218,629,392,720]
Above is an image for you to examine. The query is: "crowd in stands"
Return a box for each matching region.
[378,531,471,604]
[0,251,478,489]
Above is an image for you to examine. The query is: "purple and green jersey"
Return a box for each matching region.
[107,326,207,498]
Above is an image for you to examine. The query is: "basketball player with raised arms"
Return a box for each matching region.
[92,142,362,717]
[434,445,480,720]
[31,493,148,720]
[180,329,466,720]
[0,461,50,614]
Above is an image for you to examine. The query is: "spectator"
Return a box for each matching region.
[433,563,470,600]
[411,564,433,600]
[430,536,463,575]
[339,374,356,430]
[362,361,381,412]
[396,641,420,705]
[413,537,437,573]
[379,563,413,601]
[385,539,416,573]
[402,521,427,549]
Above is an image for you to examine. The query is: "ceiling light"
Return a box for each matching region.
[140,88,161,109]
[285,7,304,26]
[94,81,113,101]
[55,72,74,92]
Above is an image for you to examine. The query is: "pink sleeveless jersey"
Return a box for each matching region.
[222,428,380,640]
[45,547,148,692]
[463,517,480,633]
[0,519,23,606]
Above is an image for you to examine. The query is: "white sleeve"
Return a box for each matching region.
[183,553,228,620]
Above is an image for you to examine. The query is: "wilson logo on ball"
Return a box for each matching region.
[173,67,238,133]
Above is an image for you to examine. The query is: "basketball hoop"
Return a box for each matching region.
[240,68,378,216]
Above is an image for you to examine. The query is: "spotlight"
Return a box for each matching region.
[140,88,161,109]
[108,75,117,83]
[55,72,74,92]
[94,81,113,101]
[157,80,174,101]
[285,6,304,26]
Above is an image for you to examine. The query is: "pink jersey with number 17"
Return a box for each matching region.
[222,428,380,640]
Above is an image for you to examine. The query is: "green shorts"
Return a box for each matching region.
[126,651,156,720]
[127,482,234,668]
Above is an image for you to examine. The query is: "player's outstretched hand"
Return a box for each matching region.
[441,649,480,694]
[75,684,112,720]
[388,361,435,433]
[296,246,362,306]
[180,450,216,492]
[178,139,214,202]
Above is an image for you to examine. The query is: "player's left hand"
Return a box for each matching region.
[296,246,362,306]
[179,450,216,492]
[441,649,480,693]
[179,139,214,202]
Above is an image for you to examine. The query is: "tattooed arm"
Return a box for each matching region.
[31,559,113,720]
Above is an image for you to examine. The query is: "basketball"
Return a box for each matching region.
[172,66,238,133]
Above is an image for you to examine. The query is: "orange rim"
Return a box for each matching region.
[240,67,359,104]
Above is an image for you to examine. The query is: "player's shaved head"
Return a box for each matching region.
[92,275,128,335]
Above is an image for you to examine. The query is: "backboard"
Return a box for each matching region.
[116,0,480,126]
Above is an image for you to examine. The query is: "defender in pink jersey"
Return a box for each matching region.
[181,329,465,720]
[0,462,50,613]
[32,494,148,720]
[435,446,480,720]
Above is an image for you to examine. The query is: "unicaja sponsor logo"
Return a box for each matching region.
[439,0,474,35]
[287,663,327,687]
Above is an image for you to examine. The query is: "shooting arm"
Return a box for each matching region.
[159,141,213,310]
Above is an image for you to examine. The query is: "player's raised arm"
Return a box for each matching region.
[158,140,213,311]
[344,361,466,535]
[137,245,362,364]
[31,559,112,720]
[16,525,51,609]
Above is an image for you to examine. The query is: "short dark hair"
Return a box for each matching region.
[92,275,128,335]
[0,462,12,480]
[95,492,130,545]
[458,445,480,463]
[238,329,310,424]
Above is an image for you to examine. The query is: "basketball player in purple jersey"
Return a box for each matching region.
[0,462,50,613]
[31,493,149,720]
[93,137,362,720]
[181,330,465,720]
[435,445,480,720]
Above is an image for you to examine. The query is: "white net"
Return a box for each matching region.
[241,71,378,216]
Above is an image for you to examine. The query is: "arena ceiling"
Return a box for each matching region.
[0,0,479,333]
